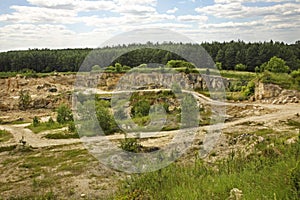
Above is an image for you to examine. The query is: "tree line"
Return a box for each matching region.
[0,40,299,73]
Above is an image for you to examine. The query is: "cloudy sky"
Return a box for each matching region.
[0,0,299,51]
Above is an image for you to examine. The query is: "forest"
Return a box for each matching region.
[0,40,299,73]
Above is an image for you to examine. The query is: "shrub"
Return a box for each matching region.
[56,104,73,124]
[32,116,40,127]
[166,60,195,69]
[234,63,247,71]
[91,65,101,71]
[119,135,142,153]
[260,56,290,73]
[216,62,222,70]
[242,81,255,97]
[131,100,151,118]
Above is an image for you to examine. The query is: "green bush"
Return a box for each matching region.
[260,56,290,73]
[119,135,142,153]
[131,100,151,118]
[56,104,73,124]
[242,81,255,97]
[32,116,40,127]
[166,60,195,69]
[234,63,247,71]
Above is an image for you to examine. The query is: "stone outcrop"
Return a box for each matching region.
[76,72,230,91]
[255,82,300,104]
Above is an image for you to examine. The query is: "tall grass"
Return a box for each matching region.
[115,135,300,199]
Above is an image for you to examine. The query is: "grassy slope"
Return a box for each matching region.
[115,134,300,200]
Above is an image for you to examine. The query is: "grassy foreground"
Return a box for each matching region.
[114,134,300,200]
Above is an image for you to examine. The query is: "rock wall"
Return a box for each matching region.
[76,72,230,91]
[255,82,300,104]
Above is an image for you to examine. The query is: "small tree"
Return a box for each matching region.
[215,62,222,70]
[56,104,73,124]
[234,63,247,71]
[131,100,151,118]
[18,90,31,110]
[261,56,290,73]
[32,116,39,127]
[91,65,101,72]
[115,63,122,72]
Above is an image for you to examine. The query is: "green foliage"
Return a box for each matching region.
[44,132,79,139]
[215,62,222,70]
[18,68,37,78]
[166,60,195,69]
[95,101,119,135]
[0,41,299,73]
[115,63,122,72]
[119,135,142,153]
[91,65,101,71]
[32,116,40,127]
[234,63,247,71]
[116,135,300,200]
[28,122,64,134]
[18,90,31,110]
[105,65,115,72]
[131,100,151,118]
[258,71,299,90]
[56,104,73,124]
[291,69,300,87]
[68,122,76,133]
[261,56,290,73]
[122,65,131,71]
[242,81,255,97]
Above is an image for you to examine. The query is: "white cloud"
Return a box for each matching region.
[167,7,178,14]
[177,15,208,22]
[214,0,292,3]
[0,0,299,51]
[115,5,156,15]
[195,2,300,19]
[0,5,77,24]
[27,0,116,11]
[115,0,157,6]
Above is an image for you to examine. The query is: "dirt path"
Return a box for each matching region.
[0,123,81,148]
[1,89,299,149]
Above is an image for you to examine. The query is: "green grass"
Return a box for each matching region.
[0,145,17,153]
[287,119,300,128]
[220,70,256,80]
[0,71,77,79]
[27,122,65,134]
[43,131,79,139]
[259,71,300,90]
[0,129,13,142]
[251,128,275,136]
[114,135,300,200]
[3,192,57,200]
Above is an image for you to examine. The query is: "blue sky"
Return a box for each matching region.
[0,0,299,51]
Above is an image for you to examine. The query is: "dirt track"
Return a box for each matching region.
[1,89,299,149]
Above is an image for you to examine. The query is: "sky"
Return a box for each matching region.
[0,0,299,51]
